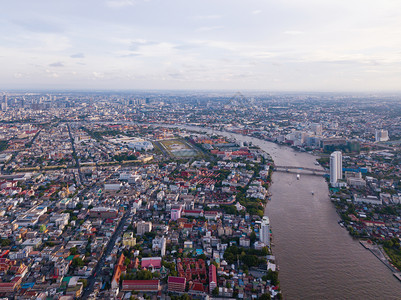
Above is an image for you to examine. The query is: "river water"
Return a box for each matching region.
[163,125,401,299]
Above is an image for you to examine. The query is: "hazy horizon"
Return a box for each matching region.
[2,0,401,92]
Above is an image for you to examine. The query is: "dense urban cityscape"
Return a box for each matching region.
[3,0,401,298]
[0,91,400,299]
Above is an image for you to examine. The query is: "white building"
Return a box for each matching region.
[137,221,152,235]
[239,236,250,247]
[128,140,154,151]
[104,183,122,191]
[152,236,166,256]
[354,195,382,205]
[375,129,389,142]
[260,216,270,247]
[330,151,343,186]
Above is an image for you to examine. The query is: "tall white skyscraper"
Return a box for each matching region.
[260,216,270,247]
[330,151,343,185]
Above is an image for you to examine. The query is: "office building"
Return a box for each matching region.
[137,221,152,235]
[330,151,343,185]
[375,129,389,142]
[260,216,270,247]
[1,95,7,112]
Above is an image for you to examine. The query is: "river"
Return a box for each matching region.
[162,125,401,299]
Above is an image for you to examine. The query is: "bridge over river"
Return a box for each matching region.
[274,165,328,176]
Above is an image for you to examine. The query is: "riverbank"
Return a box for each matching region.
[359,240,400,272]
[153,123,401,299]
[330,191,401,277]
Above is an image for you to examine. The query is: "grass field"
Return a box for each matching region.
[159,139,198,158]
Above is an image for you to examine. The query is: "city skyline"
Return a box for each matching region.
[2,1,401,92]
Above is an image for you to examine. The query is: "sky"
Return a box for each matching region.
[1,0,401,92]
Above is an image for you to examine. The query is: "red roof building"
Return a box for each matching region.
[189,282,205,294]
[182,209,204,218]
[168,276,186,292]
[111,254,126,290]
[209,264,217,294]
[122,280,160,292]
[0,276,22,293]
[141,257,162,269]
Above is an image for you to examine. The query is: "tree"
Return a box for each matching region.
[78,278,88,288]
[124,258,131,266]
[266,270,279,286]
[70,247,78,255]
[261,246,269,256]
[258,293,271,300]
[250,231,257,244]
[0,239,11,247]
[242,255,258,267]
[233,289,239,298]
[72,257,85,268]
[212,287,219,296]
[135,270,153,280]
[198,253,207,260]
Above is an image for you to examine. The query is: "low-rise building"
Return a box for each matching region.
[168,276,186,292]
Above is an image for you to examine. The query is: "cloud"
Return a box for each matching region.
[106,0,137,8]
[191,15,222,21]
[49,62,64,67]
[13,19,64,33]
[45,69,59,78]
[196,26,224,32]
[129,39,157,51]
[120,53,142,57]
[252,10,262,15]
[284,30,304,35]
[70,53,85,58]
[92,72,104,79]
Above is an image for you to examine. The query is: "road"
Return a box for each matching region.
[153,140,170,158]
[81,208,131,299]
[67,123,84,186]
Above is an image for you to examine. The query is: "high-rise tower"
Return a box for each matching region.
[330,151,342,186]
[260,216,270,247]
[1,95,7,111]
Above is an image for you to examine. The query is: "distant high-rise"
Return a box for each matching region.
[1,95,7,111]
[260,216,270,247]
[330,151,343,186]
[375,129,389,142]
